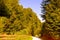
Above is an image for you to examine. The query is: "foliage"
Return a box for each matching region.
[0,0,41,37]
[42,0,60,39]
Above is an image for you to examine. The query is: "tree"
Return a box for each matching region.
[42,0,60,39]
[0,0,42,37]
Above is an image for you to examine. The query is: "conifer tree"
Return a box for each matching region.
[42,0,60,39]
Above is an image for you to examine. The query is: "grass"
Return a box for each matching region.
[0,35,32,40]
[15,35,32,40]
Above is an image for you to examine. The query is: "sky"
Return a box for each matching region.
[19,0,43,21]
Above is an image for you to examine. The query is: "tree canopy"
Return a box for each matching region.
[42,0,60,39]
[0,0,41,37]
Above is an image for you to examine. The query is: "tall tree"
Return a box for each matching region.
[42,0,60,39]
[0,0,42,36]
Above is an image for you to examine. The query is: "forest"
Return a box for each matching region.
[0,0,60,40]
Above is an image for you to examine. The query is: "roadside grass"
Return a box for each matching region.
[15,35,32,40]
[0,35,32,40]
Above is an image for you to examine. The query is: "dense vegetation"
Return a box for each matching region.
[42,0,60,40]
[0,0,42,37]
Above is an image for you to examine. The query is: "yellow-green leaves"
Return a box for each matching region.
[0,0,41,37]
[42,0,60,39]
